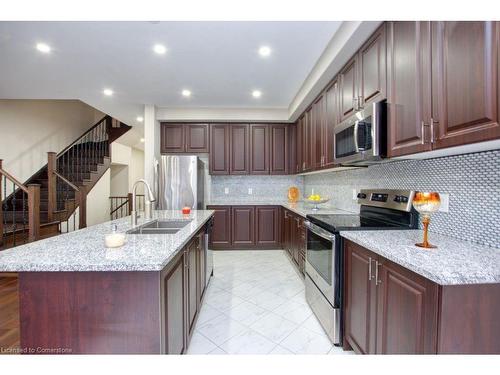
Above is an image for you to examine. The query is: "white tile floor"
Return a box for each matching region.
[187,250,355,355]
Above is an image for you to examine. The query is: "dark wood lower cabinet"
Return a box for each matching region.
[186,239,198,338]
[376,257,438,354]
[344,242,377,354]
[231,206,255,247]
[207,205,232,248]
[208,205,281,250]
[282,208,305,276]
[162,251,186,354]
[344,240,500,354]
[255,206,280,248]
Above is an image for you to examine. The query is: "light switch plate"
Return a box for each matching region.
[224,187,229,194]
[248,188,253,195]
[439,193,449,212]
[352,189,358,200]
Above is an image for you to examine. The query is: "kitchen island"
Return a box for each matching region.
[0,210,214,354]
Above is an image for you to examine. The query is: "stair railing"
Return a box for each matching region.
[110,194,145,220]
[46,116,110,232]
[47,152,87,232]
[0,159,40,249]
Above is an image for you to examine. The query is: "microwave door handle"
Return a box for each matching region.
[353,121,360,153]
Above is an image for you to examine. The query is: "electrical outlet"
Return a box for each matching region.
[224,187,229,195]
[248,188,253,195]
[439,193,449,212]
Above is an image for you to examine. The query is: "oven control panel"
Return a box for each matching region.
[357,189,415,212]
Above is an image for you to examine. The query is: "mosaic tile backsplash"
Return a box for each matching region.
[211,175,304,202]
[304,150,500,248]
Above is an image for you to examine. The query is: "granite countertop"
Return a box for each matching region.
[340,230,500,285]
[207,200,355,217]
[0,210,214,272]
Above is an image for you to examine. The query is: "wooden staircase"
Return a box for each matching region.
[0,115,131,250]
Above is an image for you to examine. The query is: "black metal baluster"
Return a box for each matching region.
[12,181,16,247]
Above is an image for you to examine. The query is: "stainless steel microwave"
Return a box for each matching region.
[334,100,387,166]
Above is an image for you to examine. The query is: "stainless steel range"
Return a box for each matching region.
[304,189,418,346]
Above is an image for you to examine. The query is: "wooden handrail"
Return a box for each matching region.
[110,200,129,216]
[0,159,40,246]
[0,167,29,194]
[56,115,110,158]
[54,171,80,192]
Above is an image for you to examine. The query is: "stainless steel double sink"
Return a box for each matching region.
[127,219,192,235]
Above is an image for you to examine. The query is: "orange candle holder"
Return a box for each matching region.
[412,192,441,249]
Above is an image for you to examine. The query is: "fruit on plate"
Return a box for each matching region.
[307,194,322,201]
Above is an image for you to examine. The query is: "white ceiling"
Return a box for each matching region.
[0,21,342,141]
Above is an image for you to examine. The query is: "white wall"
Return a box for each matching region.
[0,99,104,182]
[86,169,111,227]
[110,142,145,194]
[110,165,129,196]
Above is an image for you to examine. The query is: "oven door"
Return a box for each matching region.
[304,221,337,307]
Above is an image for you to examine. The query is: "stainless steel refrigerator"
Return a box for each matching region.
[156,155,205,210]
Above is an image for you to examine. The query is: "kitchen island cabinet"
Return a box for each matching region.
[0,210,214,354]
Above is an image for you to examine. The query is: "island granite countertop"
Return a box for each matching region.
[207,200,355,217]
[0,210,214,272]
[341,230,500,285]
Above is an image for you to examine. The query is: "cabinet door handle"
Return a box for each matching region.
[421,121,428,145]
[375,261,382,285]
[368,257,373,280]
[430,118,437,144]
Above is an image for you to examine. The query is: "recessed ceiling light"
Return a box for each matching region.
[258,46,271,57]
[36,43,51,53]
[103,88,113,96]
[140,138,145,143]
[153,44,167,55]
[136,116,144,122]
[252,90,262,98]
[182,89,191,97]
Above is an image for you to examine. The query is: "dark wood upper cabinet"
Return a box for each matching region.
[185,124,209,153]
[229,124,250,175]
[249,124,270,175]
[359,23,387,107]
[209,124,230,175]
[288,124,297,175]
[312,95,325,169]
[161,123,185,153]
[296,116,304,173]
[161,123,209,154]
[270,124,289,175]
[431,21,500,149]
[387,21,433,157]
[339,56,359,121]
[231,206,255,247]
[344,240,377,354]
[206,205,231,248]
[303,108,313,171]
[255,206,280,248]
[376,258,438,354]
[324,80,338,167]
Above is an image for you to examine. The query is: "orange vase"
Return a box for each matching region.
[287,186,299,203]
